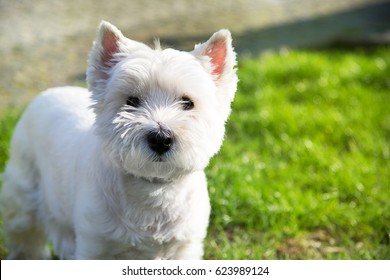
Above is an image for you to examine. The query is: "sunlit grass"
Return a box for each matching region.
[205,47,390,259]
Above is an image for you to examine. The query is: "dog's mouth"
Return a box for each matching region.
[149,148,174,163]
[152,155,165,162]
[150,152,173,163]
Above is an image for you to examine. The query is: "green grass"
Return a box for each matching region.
[1,48,389,259]
[205,47,390,259]
[0,110,22,258]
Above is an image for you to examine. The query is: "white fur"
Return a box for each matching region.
[0,21,237,259]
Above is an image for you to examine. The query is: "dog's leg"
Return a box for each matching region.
[73,234,109,260]
[46,221,76,259]
[0,125,50,259]
[172,239,204,260]
[1,165,50,259]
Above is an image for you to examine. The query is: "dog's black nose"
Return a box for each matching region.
[147,129,173,155]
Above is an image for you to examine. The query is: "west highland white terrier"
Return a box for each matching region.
[0,21,237,259]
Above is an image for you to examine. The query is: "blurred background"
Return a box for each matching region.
[0,0,389,108]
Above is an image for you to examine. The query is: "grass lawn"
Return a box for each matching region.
[1,47,389,259]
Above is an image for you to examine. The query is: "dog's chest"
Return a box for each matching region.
[126,193,186,240]
[108,202,188,259]
[93,173,209,259]
[103,183,189,249]
[112,235,183,260]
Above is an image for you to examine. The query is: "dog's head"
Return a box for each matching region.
[87,21,238,181]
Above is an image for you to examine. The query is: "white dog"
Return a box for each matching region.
[0,21,237,259]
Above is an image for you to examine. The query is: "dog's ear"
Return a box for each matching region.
[192,29,237,83]
[95,21,124,69]
[87,21,126,92]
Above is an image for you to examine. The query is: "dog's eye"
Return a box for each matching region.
[126,96,141,107]
[181,96,194,110]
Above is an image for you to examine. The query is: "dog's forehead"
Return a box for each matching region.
[150,48,200,70]
[116,47,214,94]
[119,47,198,71]
[155,50,215,94]
[111,45,215,96]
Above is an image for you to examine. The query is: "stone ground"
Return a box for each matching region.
[0,0,389,108]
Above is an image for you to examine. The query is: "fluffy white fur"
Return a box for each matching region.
[0,21,237,259]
